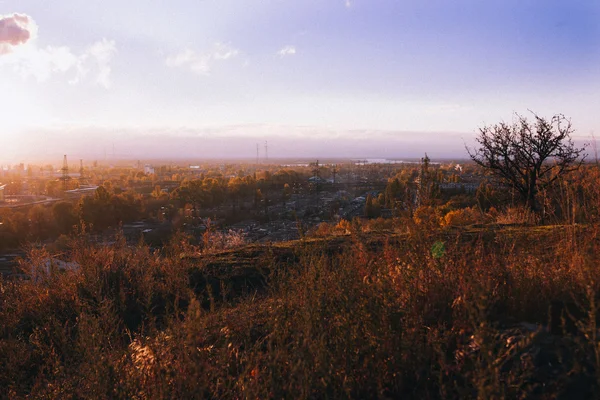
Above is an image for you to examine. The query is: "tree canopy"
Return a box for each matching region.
[467,112,585,212]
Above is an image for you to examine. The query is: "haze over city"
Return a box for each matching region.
[1,0,599,161]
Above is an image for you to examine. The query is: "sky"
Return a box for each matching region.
[0,0,599,162]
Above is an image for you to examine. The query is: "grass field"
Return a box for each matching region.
[2,222,600,398]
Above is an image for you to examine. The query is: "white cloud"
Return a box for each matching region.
[213,42,239,60]
[166,42,240,75]
[0,14,116,88]
[165,49,195,67]
[85,39,117,88]
[345,0,352,8]
[278,45,296,57]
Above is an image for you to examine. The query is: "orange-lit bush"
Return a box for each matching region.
[413,205,439,227]
[334,219,352,235]
[440,207,483,227]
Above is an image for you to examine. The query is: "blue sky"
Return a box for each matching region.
[1,0,599,161]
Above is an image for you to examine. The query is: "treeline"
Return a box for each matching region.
[373,163,600,227]
[169,170,306,210]
[0,188,146,250]
[0,169,310,251]
[6,159,598,252]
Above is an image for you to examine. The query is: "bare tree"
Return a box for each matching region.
[467,112,586,212]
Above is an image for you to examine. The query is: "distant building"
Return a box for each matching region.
[189,165,204,175]
[0,184,5,202]
[144,164,155,175]
[64,186,98,199]
[438,182,479,193]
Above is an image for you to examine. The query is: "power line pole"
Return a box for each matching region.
[332,164,338,185]
[312,160,320,209]
[61,155,70,193]
[79,159,87,186]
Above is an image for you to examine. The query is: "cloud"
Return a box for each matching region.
[166,42,240,75]
[0,13,37,54]
[82,39,117,88]
[213,42,239,60]
[278,45,296,57]
[1,38,117,88]
[345,0,352,8]
[0,13,116,87]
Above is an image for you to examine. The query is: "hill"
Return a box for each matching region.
[2,223,600,398]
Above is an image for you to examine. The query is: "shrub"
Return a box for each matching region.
[202,229,247,252]
[496,206,538,225]
[334,219,352,235]
[413,206,439,227]
[440,207,483,227]
[313,222,333,237]
[363,217,394,232]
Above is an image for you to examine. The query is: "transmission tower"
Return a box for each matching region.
[256,143,260,165]
[312,160,320,180]
[264,141,268,164]
[417,153,431,207]
[79,159,87,186]
[332,164,338,185]
[60,155,71,192]
[312,160,321,208]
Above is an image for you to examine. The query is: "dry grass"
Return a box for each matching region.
[2,222,600,398]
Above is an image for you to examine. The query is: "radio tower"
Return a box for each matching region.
[256,143,260,165]
[60,155,70,192]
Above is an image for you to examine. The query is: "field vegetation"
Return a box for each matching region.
[3,164,600,398]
